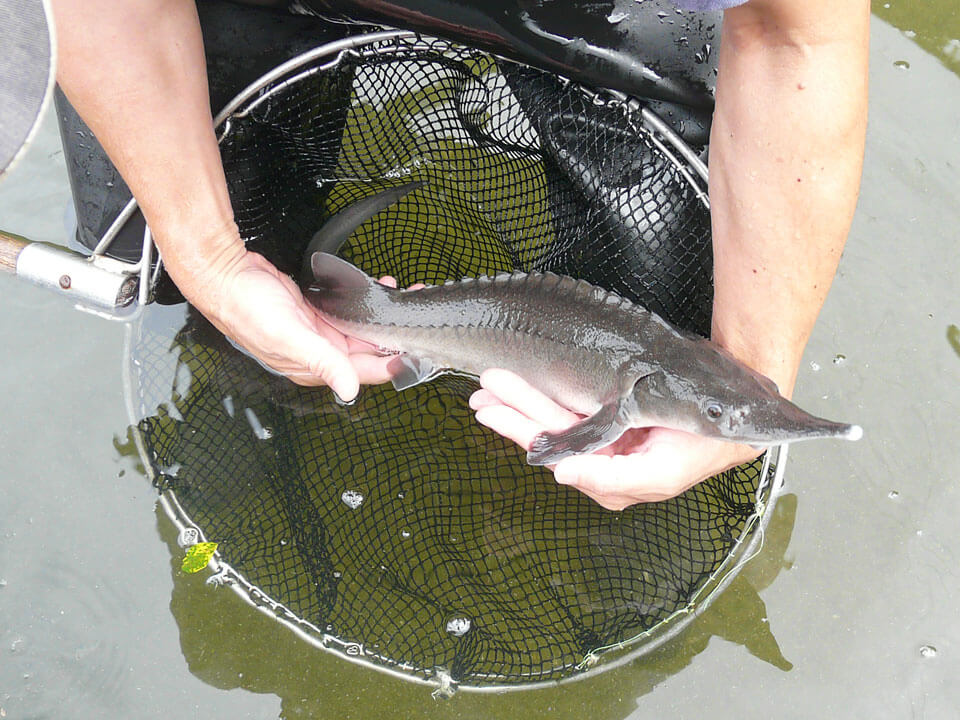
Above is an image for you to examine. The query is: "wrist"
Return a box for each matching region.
[710,309,805,400]
[154,218,249,314]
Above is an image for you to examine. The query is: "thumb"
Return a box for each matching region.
[287,330,361,400]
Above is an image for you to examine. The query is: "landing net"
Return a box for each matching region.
[126,33,782,691]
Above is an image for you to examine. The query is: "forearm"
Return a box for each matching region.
[709,0,869,396]
[51,0,243,305]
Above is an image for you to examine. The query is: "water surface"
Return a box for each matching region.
[1,10,959,719]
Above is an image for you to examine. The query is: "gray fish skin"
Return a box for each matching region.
[306,252,862,466]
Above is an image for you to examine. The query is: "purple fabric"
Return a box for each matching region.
[672,0,749,10]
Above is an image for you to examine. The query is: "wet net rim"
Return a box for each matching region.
[131,423,786,694]
[119,29,789,693]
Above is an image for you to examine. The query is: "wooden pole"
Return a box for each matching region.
[0,230,31,273]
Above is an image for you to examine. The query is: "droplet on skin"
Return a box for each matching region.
[810,361,821,372]
[894,60,910,69]
[888,490,900,499]
[833,354,847,366]
[920,645,937,658]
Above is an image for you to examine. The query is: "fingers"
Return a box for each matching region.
[468,389,500,410]
[474,404,545,451]
[350,353,395,386]
[283,332,361,399]
[378,276,426,291]
[550,434,757,508]
[554,455,679,508]
[478,369,580,430]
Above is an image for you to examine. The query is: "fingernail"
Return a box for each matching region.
[332,389,357,406]
[331,378,359,405]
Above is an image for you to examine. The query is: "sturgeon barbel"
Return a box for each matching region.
[304,186,862,465]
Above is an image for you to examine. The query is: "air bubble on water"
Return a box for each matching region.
[341,490,364,509]
[920,645,937,658]
[832,354,847,366]
[177,527,200,548]
[332,571,342,579]
[893,60,910,69]
[888,490,900,499]
[446,617,471,637]
[223,394,235,418]
[810,361,821,372]
[397,492,405,500]
[400,530,412,539]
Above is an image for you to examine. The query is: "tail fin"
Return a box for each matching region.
[309,252,375,292]
[300,180,425,284]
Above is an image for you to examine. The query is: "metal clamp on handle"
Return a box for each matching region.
[1,230,139,313]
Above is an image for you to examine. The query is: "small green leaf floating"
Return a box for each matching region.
[181,542,219,574]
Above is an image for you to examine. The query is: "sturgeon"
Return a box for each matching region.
[303,187,862,465]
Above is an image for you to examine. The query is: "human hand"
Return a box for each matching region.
[175,248,394,400]
[470,369,762,509]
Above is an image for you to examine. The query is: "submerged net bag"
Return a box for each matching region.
[127,32,782,691]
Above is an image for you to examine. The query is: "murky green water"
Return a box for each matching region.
[2,6,959,718]
[873,0,960,77]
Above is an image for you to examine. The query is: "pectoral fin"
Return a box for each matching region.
[527,400,629,466]
[388,354,440,391]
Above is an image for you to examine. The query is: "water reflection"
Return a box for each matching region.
[159,494,795,717]
[947,324,960,359]
[873,0,960,76]
[0,558,133,719]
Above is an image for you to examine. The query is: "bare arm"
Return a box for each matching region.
[50,0,391,399]
[473,0,870,508]
[710,0,870,398]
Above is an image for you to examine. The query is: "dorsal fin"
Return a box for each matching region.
[310,252,374,291]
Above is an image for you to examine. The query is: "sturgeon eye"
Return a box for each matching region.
[706,403,723,420]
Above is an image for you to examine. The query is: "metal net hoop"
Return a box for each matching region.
[126,30,786,692]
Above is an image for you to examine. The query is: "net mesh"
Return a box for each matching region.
[130,35,771,688]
